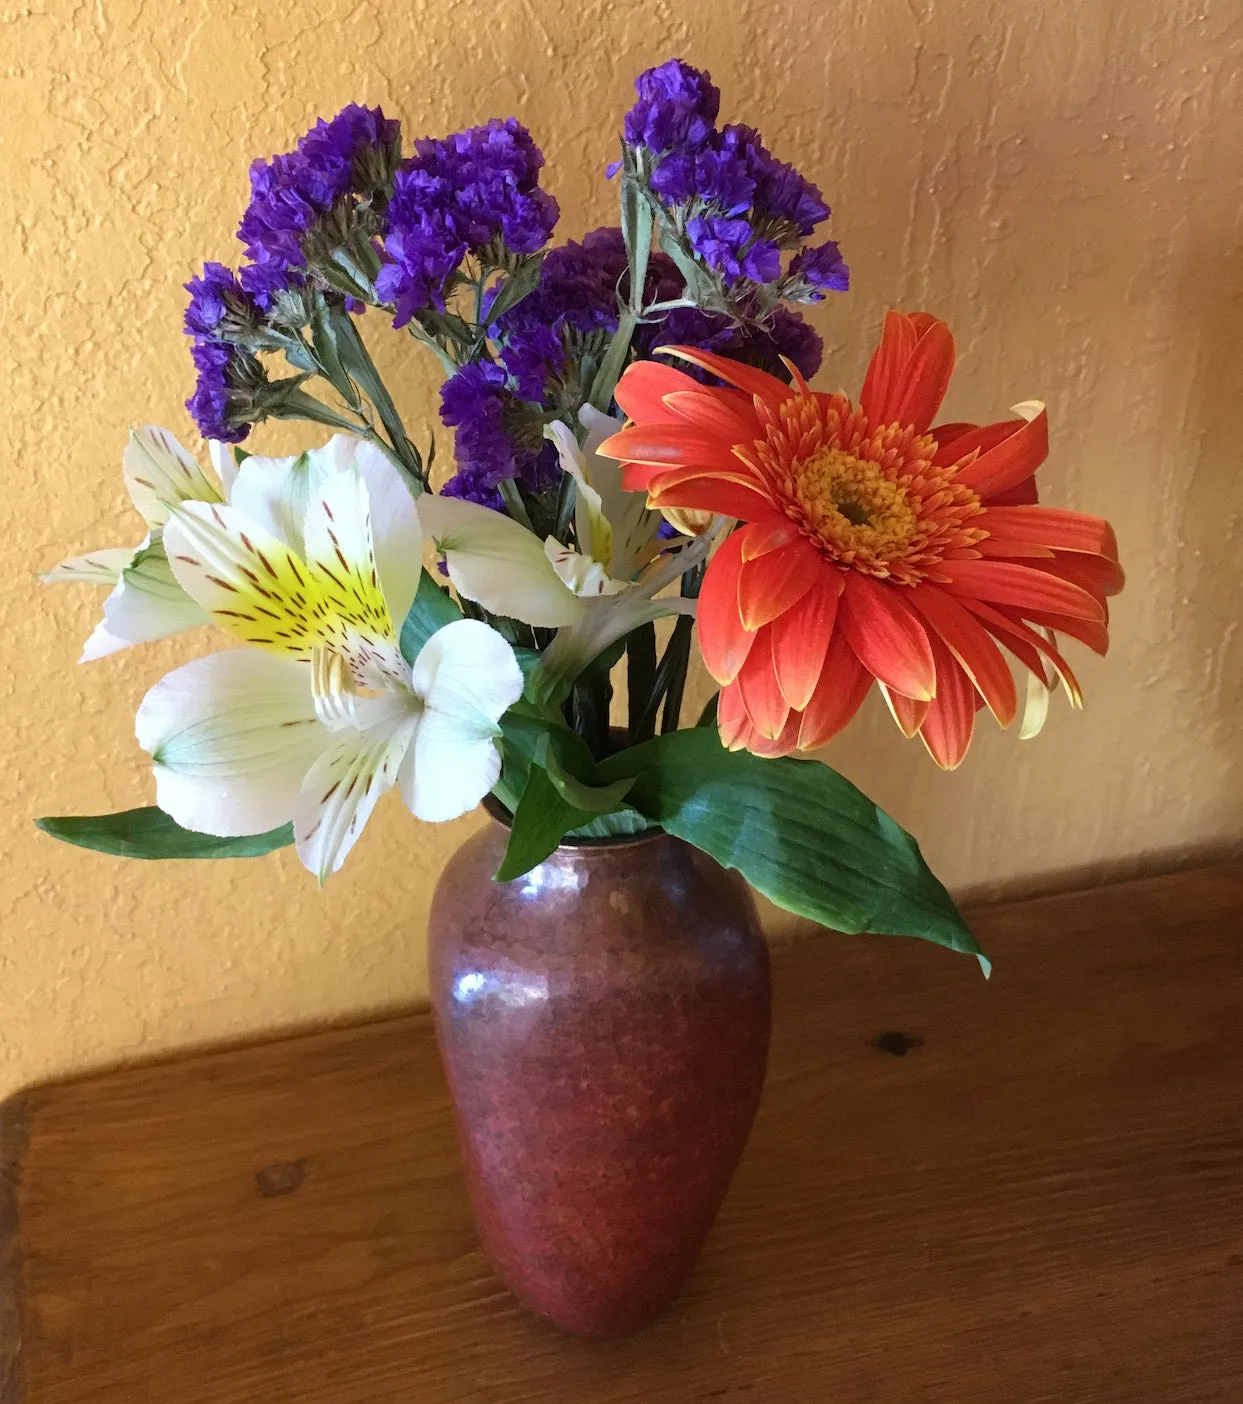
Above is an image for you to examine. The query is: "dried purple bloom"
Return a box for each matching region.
[237,103,401,304]
[623,59,720,154]
[378,119,558,326]
[717,124,829,236]
[185,340,251,443]
[686,214,780,286]
[788,240,850,297]
[183,262,248,338]
[651,305,823,384]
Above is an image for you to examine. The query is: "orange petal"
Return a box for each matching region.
[735,626,790,739]
[879,684,931,738]
[953,410,1049,499]
[797,629,874,750]
[967,601,1084,706]
[838,573,936,702]
[931,417,1014,465]
[860,311,955,432]
[981,505,1118,559]
[647,475,775,522]
[937,558,1106,623]
[740,516,804,562]
[917,634,980,769]
[1042,550,1126,598]
[771,573,842,711]
[907,584,1018,727]
[697,531,755,685]
[737,535,818,630]
[716,679,751,750]
[660,389,760,444]
[1018,607,1109,657]
[597,422,732,467]
[614,360,715,424]
[657,345,792,411]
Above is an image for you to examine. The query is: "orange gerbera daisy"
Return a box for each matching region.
[598,311,1124,768]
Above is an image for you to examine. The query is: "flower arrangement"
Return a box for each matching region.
[39,60,1122,968]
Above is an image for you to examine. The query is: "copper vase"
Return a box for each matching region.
[427,804,771,1336]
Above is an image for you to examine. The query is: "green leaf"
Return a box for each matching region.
[36,809,293,860]
[399,570,464,665]
[540,734,634,814]
[596,730,987,969]
[566,808,652,839]
[308,295,362,411]
[493,726,639,879]
[495,764,595,881]
[483,254,545,324]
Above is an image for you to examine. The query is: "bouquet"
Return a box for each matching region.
[39,60,1123,968]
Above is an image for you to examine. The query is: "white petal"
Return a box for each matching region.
[410,618,524,723]
[353,439,422,628]
[124,426,223,526]
[544,539,626,597]
[99,538,209,648]
[418,494,585,628]
[400,713,502,823]
[546,420,611,563]
[578,404,662,581]
[43,546,134,586]
[295,697,418,881]
[403,619,523,824]
[228,446,338,557]
[209,441,239,498]
[79,620,130,662]
[136,650,328,836]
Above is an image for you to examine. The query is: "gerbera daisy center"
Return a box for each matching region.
[793,446,918,560]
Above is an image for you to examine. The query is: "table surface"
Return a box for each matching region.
[3,863,1242,1404]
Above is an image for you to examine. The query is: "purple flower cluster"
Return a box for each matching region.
[621,61,846,295]
[237,103,401,306]
[438,361,558,506]
[438,226,824,503]
[623,59,720,153]
[182,263,262,442]
[376,119,559,328]
[788,239,850,298]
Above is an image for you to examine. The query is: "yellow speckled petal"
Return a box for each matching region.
[163,481,407,691]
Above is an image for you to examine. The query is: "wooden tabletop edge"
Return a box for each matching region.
[0,1094,28,1404]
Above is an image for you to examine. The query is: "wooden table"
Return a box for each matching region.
[3,864,1242,1403]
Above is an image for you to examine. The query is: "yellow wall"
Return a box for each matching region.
[2,0,1239,1098]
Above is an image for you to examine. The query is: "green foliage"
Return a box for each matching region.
[36,809,293,860]
[596,729,987,969]
[398,570,465,665]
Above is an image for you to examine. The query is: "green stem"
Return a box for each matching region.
[588,308,639,412]
[659,615,694,733]
[331,305,425,487]
[406,320,459,377]
[272,389,371,435]
[626,623,658,744]
[498,480,535,532]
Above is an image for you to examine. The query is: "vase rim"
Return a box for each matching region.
[482,793,667,851]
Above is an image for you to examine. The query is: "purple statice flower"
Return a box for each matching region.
[623,59,720,154]
[439,361,517,489]
[651,305,823,384]
[716,124,829,237]
[686,214,781,286]
[377,119,558,327]
[183,262,248,338]
[649,141,755,212]
[237,103,401,305]
[185,340,251,443]
[788,239,850,297]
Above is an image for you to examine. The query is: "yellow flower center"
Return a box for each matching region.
[793,447,919,561]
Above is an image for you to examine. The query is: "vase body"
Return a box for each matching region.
[427,809,771,1336]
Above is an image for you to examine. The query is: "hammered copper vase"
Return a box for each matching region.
[427,802,771,1336]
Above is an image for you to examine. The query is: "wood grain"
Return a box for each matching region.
[3,863,1242,1403]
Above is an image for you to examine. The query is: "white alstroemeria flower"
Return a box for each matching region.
[418,483,725,708]
[544,404,664,586]
[44,427,230,660]
[136,445,522,881]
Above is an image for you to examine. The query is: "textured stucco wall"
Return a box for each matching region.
[2,0,1240,1098]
